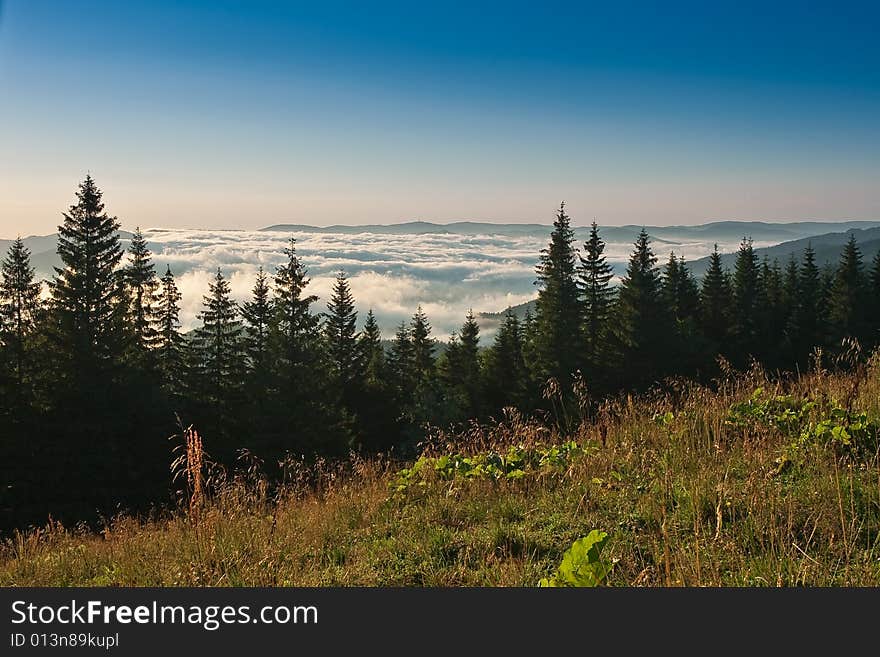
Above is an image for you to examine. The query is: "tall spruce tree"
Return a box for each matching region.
[482,309,528,415]
[0,238,41,398]
[241,267,272,376]
[353,309,396,451]
[324,271,360,388]
[193,268,243,408]
[829,234,868,347]
[663,253,700,324]
[613,229,670,388]
[50,175,128,381]
[155,265,185,391]
[731,237,761,365]
[388,320,414,396]
[577,221,615,380]
[359,309,385,387]
[756,258,786,369]
[531,202,583,390]
[123,228,159,354]
[790,244,823,365]
[441,310,481,420]
[662,252,702,376]
[700,244,732,354]
[410,305,436,387]
[272,239,320,367]
[270,239,340,453]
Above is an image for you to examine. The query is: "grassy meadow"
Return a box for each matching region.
[4,355,880,587]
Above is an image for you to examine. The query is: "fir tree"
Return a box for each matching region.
[613,229,670,388]
[663,253,700,324]
[193,268,243,406]
[791,244,823,364]
[482,309,528,415]
[272,239,320,368]
[828,234,868,346]
[271,239,344,453]
[700,244,733,353]
[756,258,785,369]
[441,310,481,419]
[241,267,272,376]
[324,270,359,388]
[662,253,702,376]
[353,309,395,451]
[388,320,414,394]
[731,237,761,364]
[531,202,583,389]
[0,238,41,394]
[155,265,184,390]
[50,175,128,379]
[577,221,615,377]
[123,227,159,353]
[410,305,436,387]
[359,309,385,387]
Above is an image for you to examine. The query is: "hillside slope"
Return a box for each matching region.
[4,362,880,586]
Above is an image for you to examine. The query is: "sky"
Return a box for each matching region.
[1,1,880,237]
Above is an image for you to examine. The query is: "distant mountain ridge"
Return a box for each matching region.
[688,226,880,278]
[262,220,880,243]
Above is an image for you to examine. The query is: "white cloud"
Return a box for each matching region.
[135,227,748,338]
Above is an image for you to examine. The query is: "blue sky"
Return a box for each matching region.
[1,0,879,236]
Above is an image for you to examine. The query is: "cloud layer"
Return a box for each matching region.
[137,227,756,339]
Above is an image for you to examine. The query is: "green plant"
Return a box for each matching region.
[538,530,612,587]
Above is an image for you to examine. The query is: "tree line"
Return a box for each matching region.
[2,180,880,529]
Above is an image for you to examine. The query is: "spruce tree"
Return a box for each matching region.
[410,305,436,387]
[270,239,339,453]
[791,244,823,364]
[193,268,243,408]
[613,229,670,388]
[155,265,185,391]
[829,234,868,346]
[756,258,785,369]
[441,309,481,420]
[731,237,761,365]
[531,202,583,389]
[353,309,396,451]
[482,309,528,415]
[662,252,702,376]
[123,227,159,353]
[50,175,128,380]
[388,320,414,395]
[272,238,320,367]
[700,244,733,354]
[359,309,385,387]
[324,271,359,388]
[663,253,700,324]
[577,221,615,378]
[241,267,272,376]
[0,238,41,396]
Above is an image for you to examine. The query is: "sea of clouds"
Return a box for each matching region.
[136,227,762,339]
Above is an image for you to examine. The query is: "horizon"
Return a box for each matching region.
[2,1,880,235]
[4,217,880,242]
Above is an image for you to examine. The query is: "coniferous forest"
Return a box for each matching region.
[2,177,880,531]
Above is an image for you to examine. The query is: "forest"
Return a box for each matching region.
[2,175,880,531]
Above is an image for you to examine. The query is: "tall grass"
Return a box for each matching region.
[3,356,880,586]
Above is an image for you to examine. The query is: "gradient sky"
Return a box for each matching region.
[1,0,879,237]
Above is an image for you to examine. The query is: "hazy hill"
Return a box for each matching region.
[262,220,880,244]
[0,231,134,279]
[688,227,880,279]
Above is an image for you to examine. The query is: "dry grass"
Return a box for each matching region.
[3,357,880,586]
